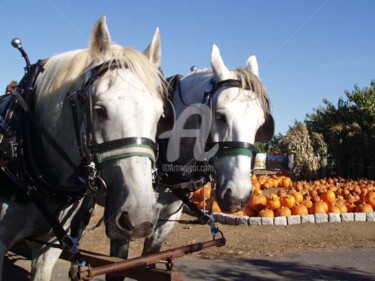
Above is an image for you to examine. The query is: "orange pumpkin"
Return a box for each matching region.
[281,177,292,188]
[244,207,257,217]
[280,195,295,209]
[267,197,281,211]
[356,202,374,213]
[248,194,267,211]
[253,188,263,196]
[292,191,303,204]
[365,191,375,208]
[328,203,341,214]
[291,204,308,215]
[278,189,287,198]
[322,190,336,204]
[311,202,327,214]
[335,203,348,214]
[275,206,291,217]
[302,200,313,209]
[211,200,222,213]
[259,208,274,218]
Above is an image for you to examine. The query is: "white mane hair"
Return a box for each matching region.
[184,67,270,115]
[34,45,166,131]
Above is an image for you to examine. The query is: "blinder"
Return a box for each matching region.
[255,113,275,143]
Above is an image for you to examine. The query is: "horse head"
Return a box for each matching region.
[35,16,165,239]
[209,44,274,212]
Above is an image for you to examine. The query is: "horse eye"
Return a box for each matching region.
[94,105,107,118]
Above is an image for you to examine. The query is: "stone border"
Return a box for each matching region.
[213,212,375,226]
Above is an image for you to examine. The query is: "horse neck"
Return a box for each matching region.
[34,75,85,186]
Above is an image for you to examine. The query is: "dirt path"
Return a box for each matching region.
[80,207,375,260]
[4,206,375,280]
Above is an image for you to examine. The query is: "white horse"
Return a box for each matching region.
[0,16,165,281]
[158,44,274,210]
[102,44,274,281]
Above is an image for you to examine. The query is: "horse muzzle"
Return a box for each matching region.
[216,187,252,213]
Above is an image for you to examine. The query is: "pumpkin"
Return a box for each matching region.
[365,191,375,207]
[310,202,327,214]
[302,200,313,209]
[244,207,257,217]
[253,188,263,196]
[328,203,341,214]
[281,177,292,188]
[291,204,308,215]
[292,191,303,204]
[280,195,295,209]
[322,190,336,204]
[275,206,291,217]
[278,189,287,198]
[335,203,347,213]
[356,202,374,213]
[259,208,274,218]
[211,200,222,213]
[248,194,267,211]
[267,197,281,211]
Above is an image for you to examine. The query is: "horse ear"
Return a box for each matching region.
[143,28,161,67]
[255,114,275,143]
[90,16,112,62]
[246,55,259,78]
[211,44,230,80]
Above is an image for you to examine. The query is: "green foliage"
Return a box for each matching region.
[256,133,285,153]
[304,80,375,179]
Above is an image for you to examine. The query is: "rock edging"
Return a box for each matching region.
[213,212,375,226]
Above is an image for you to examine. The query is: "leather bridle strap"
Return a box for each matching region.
[207,141,257,170]
[92,137,157,164]
[202,79,241,106]
[210,141,256,159]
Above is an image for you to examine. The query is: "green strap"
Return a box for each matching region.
[216,147,253,158]
[95,144,155,164]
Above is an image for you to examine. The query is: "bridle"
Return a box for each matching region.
[68,61,158,190]
[200,79,257,171]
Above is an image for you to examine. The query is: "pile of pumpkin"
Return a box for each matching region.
[190,174,375,218]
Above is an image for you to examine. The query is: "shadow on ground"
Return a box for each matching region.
[4,253,30,281]
[177,258,375,281]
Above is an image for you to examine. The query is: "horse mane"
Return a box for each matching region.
[183,67,270,116]
[35,44,166,129]
[234,68,270,116]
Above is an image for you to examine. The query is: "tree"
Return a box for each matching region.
[304,81,375,179]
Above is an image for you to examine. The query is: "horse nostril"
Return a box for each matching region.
[223,188,232,200]
[117,212,133,232]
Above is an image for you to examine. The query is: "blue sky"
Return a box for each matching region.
[1,0,374,135]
